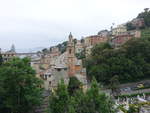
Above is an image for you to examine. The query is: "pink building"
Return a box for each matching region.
[111,35,133,46]
[111,30,141,46]
[84,35,108,47]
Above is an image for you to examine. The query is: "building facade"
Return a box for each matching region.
[112,24,127,36]
[131,18,145,28]
[75,40,84,54]
[110,30,141,47]
[0,45,16,62]
[84,35,108,47]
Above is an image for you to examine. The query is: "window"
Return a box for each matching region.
[44,74,47,80]
[69,49,72,54]
[49,81,51,85]
[57,68,61,71]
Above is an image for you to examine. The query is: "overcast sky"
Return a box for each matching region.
[0,0,149,51]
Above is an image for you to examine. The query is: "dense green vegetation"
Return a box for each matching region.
[42,48,50,54]
[0,58,43,113]
[137,8,150,28]
[86,36,150,85]
[0,53,3,66]
[48,78,116,113]
[68,76,82,96]
[126,22,137,31]
[41,41,68,54]
[56,41,68,53]
[75,49,86,60]
[141,28,150,38]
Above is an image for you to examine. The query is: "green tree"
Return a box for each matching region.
[48,78,116,113]
[86,78,115,113]
[86,36,150,85]
[127,105,138,113]
[42,48,49,54]
[0,57,43,113]
[73,39,77,45]
[0,53,3,66]
[56,41,68,53]
[126,22,136,31]
[68,97,76,113]
[91,42,112,57]
[68,77,82,96]
[75,48,86,60]
[48,80,69,113]
[137,8,150,27]
[109,75,120,96]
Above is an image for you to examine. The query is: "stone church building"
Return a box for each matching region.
[32,33,87,90]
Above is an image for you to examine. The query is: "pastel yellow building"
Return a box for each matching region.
[112,24,127,36]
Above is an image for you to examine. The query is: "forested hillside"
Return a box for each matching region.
[86,36,150,85]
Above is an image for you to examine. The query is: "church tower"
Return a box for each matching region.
[67,32,75,77]
[10,44,16,53]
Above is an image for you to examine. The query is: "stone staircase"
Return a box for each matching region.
[34,90,50,113]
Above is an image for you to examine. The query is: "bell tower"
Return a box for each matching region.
[10,44,16,53]
[67,32,75,77]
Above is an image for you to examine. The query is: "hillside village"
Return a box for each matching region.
[0,8,150,113]
[1,9,149,90]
